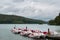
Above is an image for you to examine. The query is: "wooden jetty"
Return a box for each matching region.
[45,35,60,40]
[33,35,60,40]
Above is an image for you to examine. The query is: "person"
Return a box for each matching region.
[47,28,51,36]
[26,26,27,30]
[14,25,16,29]
[14,27,16,29]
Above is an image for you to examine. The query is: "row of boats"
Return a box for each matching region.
[11,27,59,38]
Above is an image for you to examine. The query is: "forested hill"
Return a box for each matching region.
[49,13,60,25]
[0,14,46,24]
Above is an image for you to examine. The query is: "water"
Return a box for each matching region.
[0,24,60,40]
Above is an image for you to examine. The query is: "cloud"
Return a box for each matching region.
[0,0,60,21]
[12,0,25,3]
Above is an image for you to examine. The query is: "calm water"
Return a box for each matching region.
[0,24,60,40]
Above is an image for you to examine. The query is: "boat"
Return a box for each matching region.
[20,29,32,36]
[28,31,46,38]
[11,27,60,39]
[28,30,46,38]
[11,27,22,34]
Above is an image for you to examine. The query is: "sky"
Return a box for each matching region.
[0,0,60,21]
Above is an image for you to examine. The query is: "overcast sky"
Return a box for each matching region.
[0,0,60,21]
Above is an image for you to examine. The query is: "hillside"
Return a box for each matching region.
[49,13,60,25]
[0,14,46,24]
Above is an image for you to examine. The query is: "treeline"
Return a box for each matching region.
[49,13,60,25]
[0,14,46,24]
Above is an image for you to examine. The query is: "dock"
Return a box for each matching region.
[45,35,60,40]
[33,34,60,40]
[38,34,60,40]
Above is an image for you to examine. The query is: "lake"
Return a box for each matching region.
[0,24,60,40]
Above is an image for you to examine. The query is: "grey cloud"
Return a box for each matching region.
[0,6,20,13]
[12,0,24,3]
[32,0,60,6]
[0,0,60,21]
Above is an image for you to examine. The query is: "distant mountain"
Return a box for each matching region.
[48,13,60,25]
[0,14,46,24]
